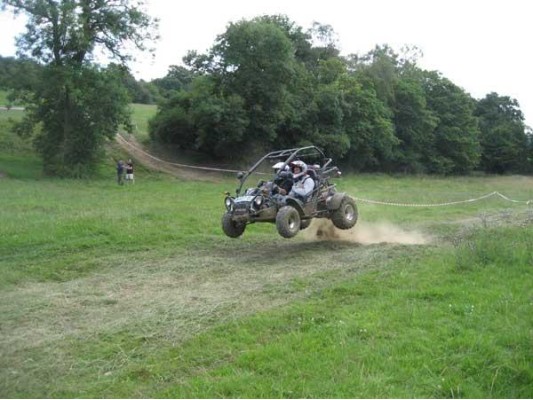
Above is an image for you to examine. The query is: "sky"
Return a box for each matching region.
[1,0,532,127]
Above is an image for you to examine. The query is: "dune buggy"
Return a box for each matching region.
[222,146,358,239]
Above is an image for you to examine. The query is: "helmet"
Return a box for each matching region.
[273,161,289,173]
[290,160,307,179]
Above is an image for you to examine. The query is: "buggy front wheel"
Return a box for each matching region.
[222,212,246,238]
[276,206,301,238]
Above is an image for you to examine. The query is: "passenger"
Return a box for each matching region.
[288,160,315,202]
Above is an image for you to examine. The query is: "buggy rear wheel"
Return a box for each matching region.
[331,196,358,230]
[222,212,246,238]
[276,206,301,238]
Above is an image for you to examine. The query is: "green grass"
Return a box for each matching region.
[0,107,29,154]
[0,109,532,398]
[129,103,157,142]
[154,226,532,398]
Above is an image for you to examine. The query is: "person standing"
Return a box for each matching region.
[125,159,134,184]
[116,160,125,185]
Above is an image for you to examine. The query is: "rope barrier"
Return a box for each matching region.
[117,134,531,207]
[354,192,531,207]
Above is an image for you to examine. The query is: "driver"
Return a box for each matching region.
[288,160,315,202]
[272,161,293,195]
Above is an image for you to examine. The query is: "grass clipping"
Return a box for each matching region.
[301,219,430,245]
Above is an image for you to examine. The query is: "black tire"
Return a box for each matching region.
[222,212,246,238]
[276,206,301,238]
[300,219,312,230]
[331,196,358,230]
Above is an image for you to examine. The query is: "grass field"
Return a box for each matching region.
[129,103,157,143]
[0,104,532,398]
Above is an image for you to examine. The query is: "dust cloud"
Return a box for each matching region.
[301,219,431,245]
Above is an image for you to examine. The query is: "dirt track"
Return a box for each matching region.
[115,133,231,181]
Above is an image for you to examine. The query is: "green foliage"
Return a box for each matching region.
[3,0,157,66]
[153,19,301,159]
[338,74,397,170]
[151,65,194,100]
[108,63,159,104]
[352,44,400,107]
[150,76,249,157]
[214,19,297,143]
[0,55,41,94]
[25,65,131,177]
[421,71,481,174]
[0,108,32,153]
[475,92,529,173]
[1,0,158,177]
[391,77,438,173]
[150,18,531,174]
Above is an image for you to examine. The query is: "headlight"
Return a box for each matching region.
[224,196,234,211]
[253,195,263,207]
[249,195,264,212]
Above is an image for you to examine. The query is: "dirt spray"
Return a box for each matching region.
[301,219,430,245]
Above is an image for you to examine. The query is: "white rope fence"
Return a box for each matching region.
[117,134,531,207]
[353,192,531,207]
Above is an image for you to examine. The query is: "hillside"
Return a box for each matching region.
[1,106,532,398]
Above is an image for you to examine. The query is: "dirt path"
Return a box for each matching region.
[115,133,232,182]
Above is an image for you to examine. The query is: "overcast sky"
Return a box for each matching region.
[1,0,531,127]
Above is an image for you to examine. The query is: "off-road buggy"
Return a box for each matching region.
[222,146,358,238]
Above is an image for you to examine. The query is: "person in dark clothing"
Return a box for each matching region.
[272,161,293,195]
[116,160,125,185]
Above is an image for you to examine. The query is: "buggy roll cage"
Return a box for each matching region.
[235,146,334,196]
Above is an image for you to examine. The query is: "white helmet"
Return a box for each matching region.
[273,161,289,172]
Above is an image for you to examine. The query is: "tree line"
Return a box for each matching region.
[148,16,532,175]
[0,2,531,177]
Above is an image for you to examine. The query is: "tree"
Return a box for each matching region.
[474,92,529,173]
[391,76,438,173]
[178,17,300,158]
[1,0,157,177]
[107,63,157,104]
[213,19,297,144]
[32,65,132,176]
[149,75,249,159]
[351,45,400,108]
[151,65,194,100]
[338,74,397,171]
[421,71,480,174]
